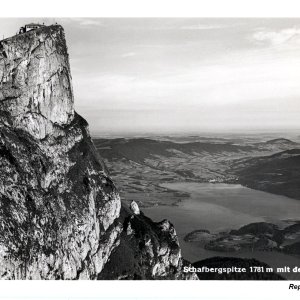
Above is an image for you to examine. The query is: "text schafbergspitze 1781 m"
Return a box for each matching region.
[184,266,300,275]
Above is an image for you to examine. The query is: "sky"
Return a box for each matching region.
[0,18,300,135]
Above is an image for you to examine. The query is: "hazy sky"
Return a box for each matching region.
[1,18,300,135]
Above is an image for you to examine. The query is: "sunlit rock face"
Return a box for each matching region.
[0,25,74,139]
[99,207,198,280]
[0,25,196,280]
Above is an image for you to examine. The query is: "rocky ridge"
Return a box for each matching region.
[0,25,195,280]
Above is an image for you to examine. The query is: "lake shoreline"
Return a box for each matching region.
[143,181,300,279]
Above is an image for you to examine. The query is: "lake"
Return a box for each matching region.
[143,182,300,279]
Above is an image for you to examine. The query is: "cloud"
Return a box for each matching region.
[253,27,300,46]
[120,52,136,58]
[65,18,104,27]
[180,24,224,30]
[74,51,300,114]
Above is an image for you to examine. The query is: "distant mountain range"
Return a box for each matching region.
[265,138,298,145]
[234,149,300,200]
[94,136,300,204]
[94,138,254,164]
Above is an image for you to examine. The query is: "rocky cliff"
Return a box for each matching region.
[0,25,196,280]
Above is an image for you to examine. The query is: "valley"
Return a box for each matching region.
[94,135,300,207]
[94,134,300,279]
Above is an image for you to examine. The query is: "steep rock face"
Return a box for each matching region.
[0,25,196,280]
[0,25,74,139]
[99,206,197,279]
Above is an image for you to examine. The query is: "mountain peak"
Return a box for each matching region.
[0,24,195,280]
[0,25,74,139]
[266,138,296,145]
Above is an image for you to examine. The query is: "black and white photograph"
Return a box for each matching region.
[0,8,300,291]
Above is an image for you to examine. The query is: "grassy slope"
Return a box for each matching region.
[236,149,300,200]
